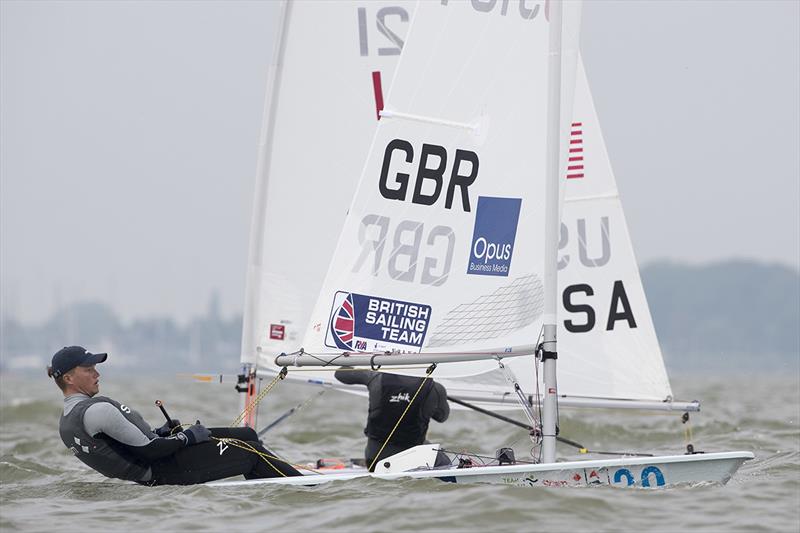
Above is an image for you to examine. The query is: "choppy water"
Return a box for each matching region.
[1,368,798,532]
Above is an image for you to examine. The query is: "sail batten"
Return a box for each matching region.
[564,192,620,203]
[379,109,479,131]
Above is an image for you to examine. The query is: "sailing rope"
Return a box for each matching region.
[209,436,321,476]
[329,365,432,373]
[368,363,438,472]
[226,365,324,475]
[230,367,287,427]
[681,411,696,454]
[534,334,548,463]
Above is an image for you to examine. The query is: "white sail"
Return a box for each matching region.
[241,1,415,378]
[441,59,675,405]
[535,59,673,402]
[244,0,671,405]
[301,0,580,380]
[231,0,750,487]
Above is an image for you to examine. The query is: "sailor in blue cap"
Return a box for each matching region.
[48,346,302,484]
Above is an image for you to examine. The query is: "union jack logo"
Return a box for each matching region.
[330,293,355,350]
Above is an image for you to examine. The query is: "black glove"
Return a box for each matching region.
[180,423,211,446]
[153,419,181,437]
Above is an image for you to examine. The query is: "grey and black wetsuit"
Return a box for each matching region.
[59,394,301,485]
[333,370,450,469]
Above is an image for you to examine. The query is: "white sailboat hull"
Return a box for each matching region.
[207,451,754,489]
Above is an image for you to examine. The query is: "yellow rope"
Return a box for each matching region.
[683,418,694,448]
[164,367,324,477]
[210,437,321,476]
[368,364,437,472]
[679,411,697,454]
[230,368,287,427]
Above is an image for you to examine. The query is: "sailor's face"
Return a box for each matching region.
[67,365,100,397]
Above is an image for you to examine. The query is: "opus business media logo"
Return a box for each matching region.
[467,196,522,277]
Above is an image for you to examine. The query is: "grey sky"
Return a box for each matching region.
[2,0,798,325]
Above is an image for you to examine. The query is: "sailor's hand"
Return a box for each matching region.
[180,423,212,446]
[154,419,181,437]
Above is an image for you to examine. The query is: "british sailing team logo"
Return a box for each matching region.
[326,291,432,352]
[330,293,356,348]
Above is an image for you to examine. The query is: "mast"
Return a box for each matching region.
[238,0,293,427]
[541,0,563,464]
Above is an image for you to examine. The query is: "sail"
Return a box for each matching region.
[240,1,416,375]
[541,59,673,402]
[442,58,674,404]
[243,0,672,406]
[301,0,580,380]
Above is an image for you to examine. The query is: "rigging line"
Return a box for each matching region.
[312,365,431,372]
[576,449,655,458]
[448,388,591,454]
[681,411,697,454]
[211,437,321,476]
[447,395,533,432]
[257,389,327,437]
[528,329,544,462]
[504,432,533,452]
[498,363,542,464]
[438,448,538,466]
[305,351,350,367]
[230,367,287,427]
[296,347,531,356]
[497,361,540,430]
[368,363,438,472]
[535,328,545,462]
[282,348,347,369]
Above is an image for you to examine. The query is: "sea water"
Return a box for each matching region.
[1,367,798,532]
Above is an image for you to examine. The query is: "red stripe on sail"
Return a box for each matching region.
[372,71,384,121]
[567,119,585,179]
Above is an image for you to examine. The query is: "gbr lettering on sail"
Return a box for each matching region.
[353,139,472,287]
[354,138,638,334]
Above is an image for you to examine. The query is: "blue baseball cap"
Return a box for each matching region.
[50,346,107,379]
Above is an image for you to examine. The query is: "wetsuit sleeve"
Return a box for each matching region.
[84,403,151,446]
[429,382,450,423]
[334,368,377,386]
[83,403,184,461]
